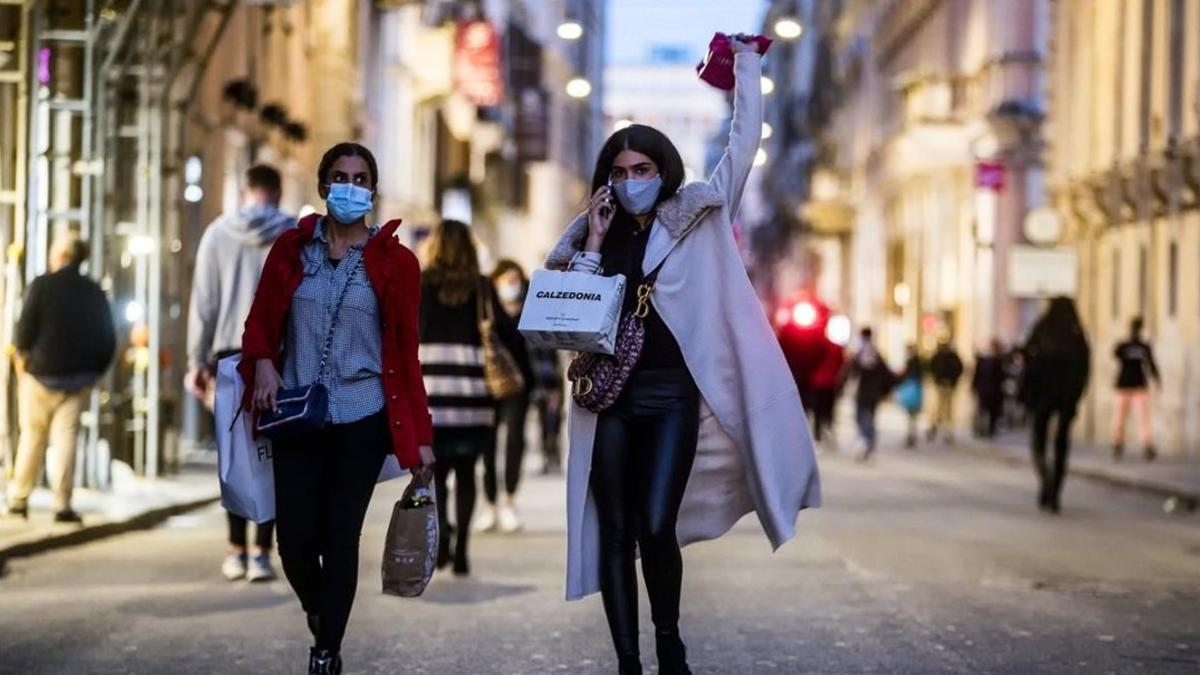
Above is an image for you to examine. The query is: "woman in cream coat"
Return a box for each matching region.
[546,39,821,675]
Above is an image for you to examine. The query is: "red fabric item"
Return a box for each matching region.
[810,339,846,390]
[696,32,773,90]
[238,214,433,469]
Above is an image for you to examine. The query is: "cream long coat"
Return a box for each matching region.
[546,53,822,601]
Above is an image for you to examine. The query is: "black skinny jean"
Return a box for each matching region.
[483,392,530,502]
[227,512,274,551]
[591,368,700,660]
[1031,405,1076,504]
[273,409,389,653]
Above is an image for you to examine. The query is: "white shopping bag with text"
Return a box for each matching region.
[215,356,275,524]
[518,269,626,354]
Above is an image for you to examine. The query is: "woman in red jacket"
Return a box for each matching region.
[239,142,434,675]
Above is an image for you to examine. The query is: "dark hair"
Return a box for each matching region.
[245,164,282,195]
[1130,316,1144,335]
[61,237,90,266]
[317,142,379,190]
[1030,296,1085,348]
[491,258,528,286]
[860,327,873,340]
[590,124,685,223]
[420,219,480,306]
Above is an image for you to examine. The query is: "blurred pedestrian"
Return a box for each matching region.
[5,234,115,523]
[476,259,538,533]
[240,142,434,675]
[186,164,293,583]
[925,339,964,443]
[1020,296,1090,514]
[419,221,527,574]
[972,339,1006,438]
[896,344,924,448]
[839,327,896,460]
[545,38,819,675]
[1002,347,1027,428]
[808,336,845,449]
[1111,316,1160,461]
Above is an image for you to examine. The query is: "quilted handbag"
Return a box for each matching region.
[256,256,363,440]
[478,281,526,400]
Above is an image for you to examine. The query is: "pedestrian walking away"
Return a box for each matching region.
[1111,316,1160,461]
[545,39,820,675]
[926,339,964,443]
[419,223,529,574]
[838,327,896,461]
[238,142,435,675]
[478,259,543,534]
[972,339,1007,438]
[6,234,116,523]
[897,344,924,448]
[1020,296,1090,515]
[185,163,295,583]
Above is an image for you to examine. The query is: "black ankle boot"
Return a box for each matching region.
[617,653,643,675]
[308,647,342,675]
[655,630,691,675]
[436,533,452,570]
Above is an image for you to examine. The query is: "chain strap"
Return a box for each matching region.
[317,254,365,385]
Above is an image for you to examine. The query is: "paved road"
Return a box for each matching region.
[2,436,1198,675]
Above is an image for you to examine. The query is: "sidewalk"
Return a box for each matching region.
[0,460,220,562]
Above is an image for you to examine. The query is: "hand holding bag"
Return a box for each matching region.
[696,32,774,90]
[382,468,439,597]
[256,255,363,440]
[478,280,526,400]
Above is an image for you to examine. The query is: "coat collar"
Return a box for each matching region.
[546,182,724,270]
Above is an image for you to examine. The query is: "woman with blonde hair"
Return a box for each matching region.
[418,219,529,575]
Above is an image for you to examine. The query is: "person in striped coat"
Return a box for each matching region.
[418,219,529,575]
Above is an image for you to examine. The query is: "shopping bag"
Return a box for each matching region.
[381,468,439,597]
[215,356,276,524]
[696,32,774,90]
[895,377,924,414]
[518,269,626,354]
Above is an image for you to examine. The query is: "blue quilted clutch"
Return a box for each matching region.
[256,382,329,440]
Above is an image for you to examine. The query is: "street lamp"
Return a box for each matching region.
[566,77,592,99]
[754,148,768,167]
[557,20,583,40]
[762,122,773,139]
[774,17,803,40]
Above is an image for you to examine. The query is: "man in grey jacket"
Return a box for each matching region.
[186,164,293,583]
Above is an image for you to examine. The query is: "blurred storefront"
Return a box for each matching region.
[0,0,606,488]
[1048,0,1200,456]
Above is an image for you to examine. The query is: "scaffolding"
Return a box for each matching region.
[3,0,235,484]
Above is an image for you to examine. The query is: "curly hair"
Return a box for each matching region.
[420,219,480,306]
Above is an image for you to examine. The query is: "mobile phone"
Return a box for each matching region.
[600,181,615,219]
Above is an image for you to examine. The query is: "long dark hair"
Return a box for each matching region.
[1029,296,1086,350]
[491,258,528,287]
[590,124,685,230]
[317,142,379,189]
[420,219,479,306]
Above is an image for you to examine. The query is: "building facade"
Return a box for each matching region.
[1048,0,1200,456]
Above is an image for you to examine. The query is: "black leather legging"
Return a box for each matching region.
[591,368,700,660]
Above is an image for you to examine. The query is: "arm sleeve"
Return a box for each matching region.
[237,236,290,410]
[707,52,764,217]
[401,253,433,445]
[14,279,41,352]
[568,251,603,274]
[186,230,220,369]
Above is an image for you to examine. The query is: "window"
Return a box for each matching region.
[1112,248,1121,319]
[1168,240,1178,317]
[1138,244,1149,315]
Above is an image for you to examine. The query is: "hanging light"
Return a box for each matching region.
[566,77,592,99]
[761,77,776,95]
[754,148,768,167]
[774,18,803,40]
[613,118,633,131]
[557,20,583,40]
[762,122,773,139]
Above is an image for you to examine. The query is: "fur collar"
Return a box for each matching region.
[546,182,724,270]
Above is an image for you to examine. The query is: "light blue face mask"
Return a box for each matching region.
[613,175,663,216]
[325,182,373,223]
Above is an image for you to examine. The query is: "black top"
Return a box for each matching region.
[601,220,686,372]
[1020,325,1090,412]
[16,265,116,378]
[929,348,964,385]
[1113,339,1159,389]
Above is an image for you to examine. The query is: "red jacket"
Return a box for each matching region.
[238,214,433,468]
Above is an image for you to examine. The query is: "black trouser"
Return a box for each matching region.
[534,388,563,466]
[483,392,530,502]
[227,512,274,551]
[977,395,1003,438]
[213,349,277,551]
[1031,405,1076,505]
[272,410,389,653]
[433,446,483,564]
[803,387,835,443]
[591,368,701,661]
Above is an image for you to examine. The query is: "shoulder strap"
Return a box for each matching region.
[476,278,494,326]
[317,254,365,383]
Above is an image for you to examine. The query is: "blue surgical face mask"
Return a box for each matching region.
[613,174,663,216]
[325,182,373,223]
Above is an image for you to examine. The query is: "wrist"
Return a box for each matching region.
[584,234,604,253]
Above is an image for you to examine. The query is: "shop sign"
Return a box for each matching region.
[975,161,1005,191]
[454,20,504,108]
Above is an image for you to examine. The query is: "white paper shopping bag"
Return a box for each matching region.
[518,269,626,354]
[215,356,276,524]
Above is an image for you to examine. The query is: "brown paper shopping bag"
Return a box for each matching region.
[381,468,438,597]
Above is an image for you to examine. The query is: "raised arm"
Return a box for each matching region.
[708,49,764,215]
